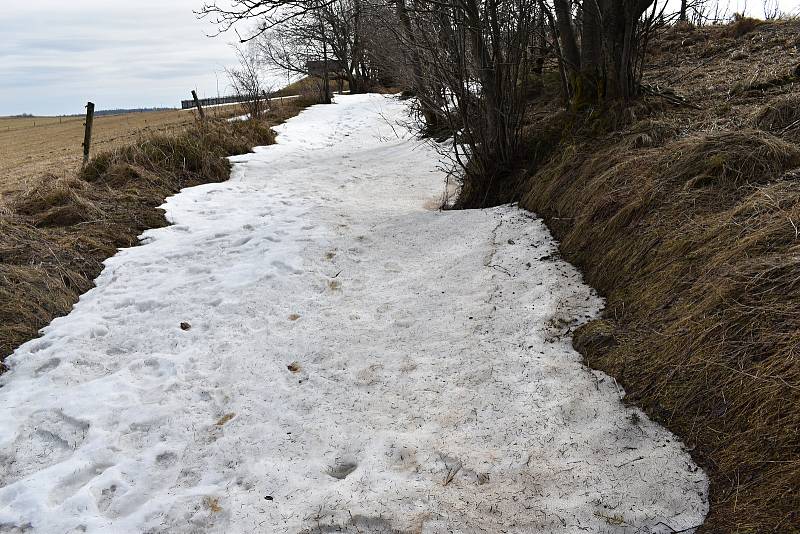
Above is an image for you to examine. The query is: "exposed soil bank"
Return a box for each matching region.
[498,20,800,534]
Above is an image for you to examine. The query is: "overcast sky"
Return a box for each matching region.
[2,0,798,116]
[0,0,252,116]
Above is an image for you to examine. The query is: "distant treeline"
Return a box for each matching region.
[94,107,176,116]
[10,108,178,119]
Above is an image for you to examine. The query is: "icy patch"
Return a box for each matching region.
[0,94,708,532]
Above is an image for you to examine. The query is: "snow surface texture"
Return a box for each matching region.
[0,94,708,533]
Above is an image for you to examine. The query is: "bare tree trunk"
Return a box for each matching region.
[349,0,366,92]
[601,0,653,100]
[551,0,653,107]
[540,0,570,106]
[320,13,332,104]
[552,0,580,70]
[394,0,442,131]
[323,37,332,103]
[578,0,603,105]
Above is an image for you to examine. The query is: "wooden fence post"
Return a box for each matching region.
[82,101,95,167]
[191,90,205,120]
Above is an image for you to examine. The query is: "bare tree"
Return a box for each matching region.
[253,20,334,103]
[363,0,541,203]
[200,0,373,103]
[763,0,780,19]
[321,0,372,92]
[546,0,663,107]
[198,0,337,40]
[226,45,269,119]
[200,0,670,204]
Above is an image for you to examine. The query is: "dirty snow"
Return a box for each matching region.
[0,94,708,533]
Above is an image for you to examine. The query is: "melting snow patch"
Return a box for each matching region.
[0,94,708,533]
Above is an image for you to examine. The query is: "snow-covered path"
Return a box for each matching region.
[0,94,708,533]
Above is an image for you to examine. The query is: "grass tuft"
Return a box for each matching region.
[721,15,764,38]
[667,130,800,189]
[751,94,800,132]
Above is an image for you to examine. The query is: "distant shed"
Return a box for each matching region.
[306,60,346,77]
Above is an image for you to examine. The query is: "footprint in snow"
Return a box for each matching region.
[271,260,303,275]
[95,481,120,514]
[127,357,176,383]
[34,357,61,376]
[325,460,358,480]
[0,409,90,488]
[49,462,113,505]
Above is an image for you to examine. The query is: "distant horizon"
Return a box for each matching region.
[0,72,292,118]
[0,0,290,117]
[0,85,294,118]
[0,89,300,118]
[4,106,180,118]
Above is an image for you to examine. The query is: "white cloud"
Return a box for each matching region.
[0,0,248,115]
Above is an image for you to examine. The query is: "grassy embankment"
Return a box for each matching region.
[462,19,800,533]
[0,104,253,198]
[0,97,313,367]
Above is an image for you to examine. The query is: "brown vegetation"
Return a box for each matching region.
[489,18,800,533]
[721,14,763,38]
[0,104,249,197]
[751,94,800,132]
[0,98,311,368]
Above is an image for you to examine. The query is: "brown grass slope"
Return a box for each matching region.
[505,20,800,533]
[0,99,311,367]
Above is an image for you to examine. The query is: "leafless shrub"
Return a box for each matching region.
[227,45,270,120]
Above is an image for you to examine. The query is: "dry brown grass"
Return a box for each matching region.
[456,18,800,534]
[721,15,764,38]
[520,123,800,532]
[751,94,800,131]
[275,76,351,100]
[645,18,800,132]
[0,98,312,367]
[667,129,800,188]
[0,104,248,198]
